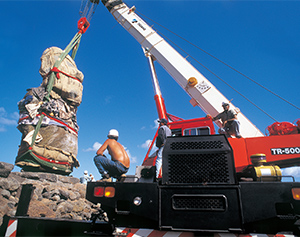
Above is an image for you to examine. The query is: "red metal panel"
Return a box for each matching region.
[228,138,250,172]
[230,134,300,171]
[244,134,300,168]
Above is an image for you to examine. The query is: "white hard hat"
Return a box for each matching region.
[84,170,88,174]
[108,129,119,138]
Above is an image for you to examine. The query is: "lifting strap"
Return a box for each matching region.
[30,31,83,147]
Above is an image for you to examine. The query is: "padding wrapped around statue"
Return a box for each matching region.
[39,46,84,106]
[15,46,83,175]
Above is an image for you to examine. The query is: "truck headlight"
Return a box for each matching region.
[133,196,142,206]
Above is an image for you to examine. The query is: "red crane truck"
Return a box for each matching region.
[85,0,300,236]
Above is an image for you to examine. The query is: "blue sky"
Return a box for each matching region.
[0,0,299,180]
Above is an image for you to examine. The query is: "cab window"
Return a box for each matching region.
[183,127,210,136]
[171,128,182,137]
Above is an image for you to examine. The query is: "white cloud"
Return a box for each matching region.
[123,146,137,164]
[0,107,18,131]
[92,142,101,151]
[0,117,17,125]
[12,112,19,120]
[282,167,300,177]
[83,142,102,152]
[141,139,152,149]
[152,119,159,129]
[131,156,137,164]
[140,139,157,157]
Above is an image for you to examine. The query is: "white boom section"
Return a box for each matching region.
[102,0,264,138]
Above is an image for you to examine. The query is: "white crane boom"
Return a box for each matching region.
[102,0,264,138]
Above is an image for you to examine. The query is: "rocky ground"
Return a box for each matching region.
[0,161,103,227]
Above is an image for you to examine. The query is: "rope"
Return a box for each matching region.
[28,149,71,166]
[137,11,300,119]
[39,112,78,135]
[50,67,82,83]
[18,114,78,135]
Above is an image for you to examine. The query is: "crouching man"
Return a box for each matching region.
[94,129,130,181]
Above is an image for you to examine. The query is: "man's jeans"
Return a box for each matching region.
[155,146,164,178]
[218,120,241,138]
[94,155,128,178]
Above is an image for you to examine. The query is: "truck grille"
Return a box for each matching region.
[162,135,236,185]
[168,153,230,183]
[172,195,226,211]
[170,140,223,150]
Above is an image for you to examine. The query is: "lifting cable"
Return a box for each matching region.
[137,11,300,122]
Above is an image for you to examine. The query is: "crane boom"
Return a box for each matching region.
[145,53,168,121]
[101,0,264,138]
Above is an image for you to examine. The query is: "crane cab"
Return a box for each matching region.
[142,116,215,167]
[169,117,215,137]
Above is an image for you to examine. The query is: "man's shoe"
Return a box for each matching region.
[103,173,110,179]
[97,173,111,182]
[100,177,112,182]
[117,174,126,182]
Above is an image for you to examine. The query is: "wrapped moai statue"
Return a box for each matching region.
[15,47,83,175]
